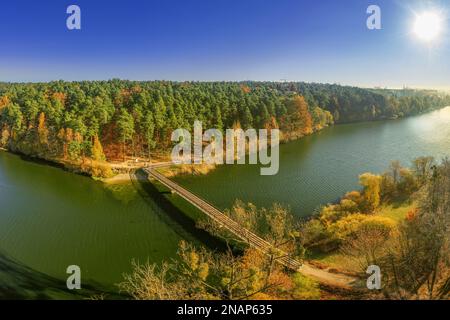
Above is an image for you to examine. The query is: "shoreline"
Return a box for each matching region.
[1,109,444,298]
[2,105,448,185]
[101,173,133,184]
[0,147,158,184]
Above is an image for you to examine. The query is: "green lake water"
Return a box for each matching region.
[1,106,450,298]
[0,153,194,298]
[175,107,450,216]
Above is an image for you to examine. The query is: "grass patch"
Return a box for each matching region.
[377,201,416,222]
[155,163,216,178]
[292,273,321,300]
[307,201,416,272]
[307,250,360,272]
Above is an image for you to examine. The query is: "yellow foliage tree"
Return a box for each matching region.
[91,135,106,162]
[1,126,10,147]
[0,95,10,109]
[359,173,382,212]
[37,112,49,146]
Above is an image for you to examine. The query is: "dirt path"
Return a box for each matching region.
[300,263,362,289]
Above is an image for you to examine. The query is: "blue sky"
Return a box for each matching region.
[1,0,450,89]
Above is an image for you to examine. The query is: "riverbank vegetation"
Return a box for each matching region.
[1,81,449,178]
[157,163,217,178]
[119,200,321,300]
[119,241,319,300]
[121,156,449,300]
[302,156,449,299]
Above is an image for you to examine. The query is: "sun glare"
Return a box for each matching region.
[413,11,444,42]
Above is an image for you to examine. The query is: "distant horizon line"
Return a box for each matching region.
[0,79,448,92]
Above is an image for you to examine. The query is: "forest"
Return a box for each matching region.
[1,80,449,177]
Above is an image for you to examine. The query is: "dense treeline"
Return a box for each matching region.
[0,80,449,176]
[279,83,450,122]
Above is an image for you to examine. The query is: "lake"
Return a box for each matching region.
[1,106,450,298]
[174,107,450,216]
[0,152,197,298]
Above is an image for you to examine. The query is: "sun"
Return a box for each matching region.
[413,11,444,42]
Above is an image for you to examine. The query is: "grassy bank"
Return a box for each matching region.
[307,201,415,271]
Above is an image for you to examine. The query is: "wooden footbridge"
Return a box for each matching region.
[144,164,359,289]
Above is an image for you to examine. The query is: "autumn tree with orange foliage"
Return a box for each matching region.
[0,95,10,109]
[51,92,66,105]
[281,95,313,140]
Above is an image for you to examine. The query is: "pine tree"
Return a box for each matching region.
[288,95,313,136]
[117,108,135,161]
[142,112,156,160]
[214,106,223,131]
[242,106,253,129]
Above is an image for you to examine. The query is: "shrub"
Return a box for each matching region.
[330,214,395,241]
[80,160,114,178]
[91,162,114,178]
[292,273,321,300]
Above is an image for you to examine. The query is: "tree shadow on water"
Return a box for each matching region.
[0,252,125,300]
[131,169,228,252]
